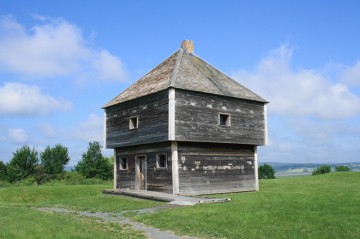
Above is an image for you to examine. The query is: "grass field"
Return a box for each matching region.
[135,172,360,239]
[0,183,162,239]
[1,173,359,239]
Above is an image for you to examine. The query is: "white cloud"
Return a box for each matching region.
[232,44,360,119]
[38,124,57,138]
[340,61,360,87]
[8,128,28,144]
[73,113,104,142]
[0,82,71,116]
[0,15,128,82]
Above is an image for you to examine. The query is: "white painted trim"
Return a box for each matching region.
[168,88,176,140]
[103,112,107,148]
[264,104,268,146]
[254,146,259,191]
[171,142,179,194]
[113,149,117,189]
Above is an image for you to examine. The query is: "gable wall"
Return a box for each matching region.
[175,89,266,145]
[105,90,169,148]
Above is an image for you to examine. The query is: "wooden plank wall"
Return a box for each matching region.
[177,142,256,195]
[175,89,265,146]
[116,142,173,193]
[105,90,169,148]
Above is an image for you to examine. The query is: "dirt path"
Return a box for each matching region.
[37,207,198,239]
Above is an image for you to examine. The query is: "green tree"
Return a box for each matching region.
[258,163,276,179]
[0,161,7,181]
[312,165,331,175]
[7,145,38,182]
[40,144,70,176]
[335,165,350,172]
[75,141,112,180]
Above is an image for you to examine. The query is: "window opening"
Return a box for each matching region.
[120,157,128,170]
[129,117,138,129]
[156,154,167,168]
[219,114,231,126]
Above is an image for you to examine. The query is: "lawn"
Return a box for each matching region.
[1,173,359,239]
[0,183,162,239]
[135,172,360,239]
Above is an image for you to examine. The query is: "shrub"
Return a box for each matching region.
[40,144,70,176]
[258,163,276,179]
[335,165,350,172]
[0,180,10,188]
[312,165,331,175]
[7,145,38,183]
[0,161,7,181]
[75,141,112,180]
[15,176,37,186]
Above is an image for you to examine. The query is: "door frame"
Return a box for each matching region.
[135,155,147,190]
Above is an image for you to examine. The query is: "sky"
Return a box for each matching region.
[0,0,359,165]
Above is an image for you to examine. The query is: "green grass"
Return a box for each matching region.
[135,172,360,239]
[0,184,162,212]
[0,183,163,239]
[0,206,143,239]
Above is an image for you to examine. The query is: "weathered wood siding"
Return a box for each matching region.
[177,142,256,195]
[175,89,265,145]
[116,142,173,193]
[105,91,168,148]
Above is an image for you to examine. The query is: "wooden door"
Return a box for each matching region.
[135,155,146,190]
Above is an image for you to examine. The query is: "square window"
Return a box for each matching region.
[219,114,231,126]
[119,157,128,170]
[156,154,167,168]
[129,117,138,129]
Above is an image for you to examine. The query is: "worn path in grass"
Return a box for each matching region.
[37,206,197,239]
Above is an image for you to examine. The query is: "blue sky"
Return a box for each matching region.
[0,0,359,165]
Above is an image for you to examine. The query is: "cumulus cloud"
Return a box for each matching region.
[0,15,128,82]
[73,113,104,142]
[340,61,360,87]
[232,44,360,119]
[8,128,28,144]
[0,82,71,116]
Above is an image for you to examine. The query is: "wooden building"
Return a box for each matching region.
[103,40,268,195]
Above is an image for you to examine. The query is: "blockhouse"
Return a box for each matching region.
[103,40,268,195]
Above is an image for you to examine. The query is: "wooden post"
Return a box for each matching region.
[264,104,268,145]
[171,141,179,194]
[103,112,107,148]
[254,146,259,191]
[169,88,176,140]
[113,148,117,189]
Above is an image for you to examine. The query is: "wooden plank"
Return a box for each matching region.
[175,89,266,145]
[116,142,173,193]
[105,90,169,148]
[177,142,257,195]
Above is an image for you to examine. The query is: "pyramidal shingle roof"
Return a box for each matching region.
[103,42,267,108]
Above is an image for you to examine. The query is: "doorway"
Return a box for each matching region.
[135,155,146,190]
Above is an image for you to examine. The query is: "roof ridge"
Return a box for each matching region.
[169,48,183,87]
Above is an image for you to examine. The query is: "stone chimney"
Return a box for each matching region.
[181,40,194,54]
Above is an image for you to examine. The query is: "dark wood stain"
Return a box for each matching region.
[175,89,265,146]
[105,90,168,148]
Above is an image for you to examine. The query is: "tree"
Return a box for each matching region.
[312,165,331,175]
[75,141,112,180]
[335,165,350,172]
[40,144,70,176]
[7,145,38,182]
[258,163,276,179]
[0,161,7,181]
